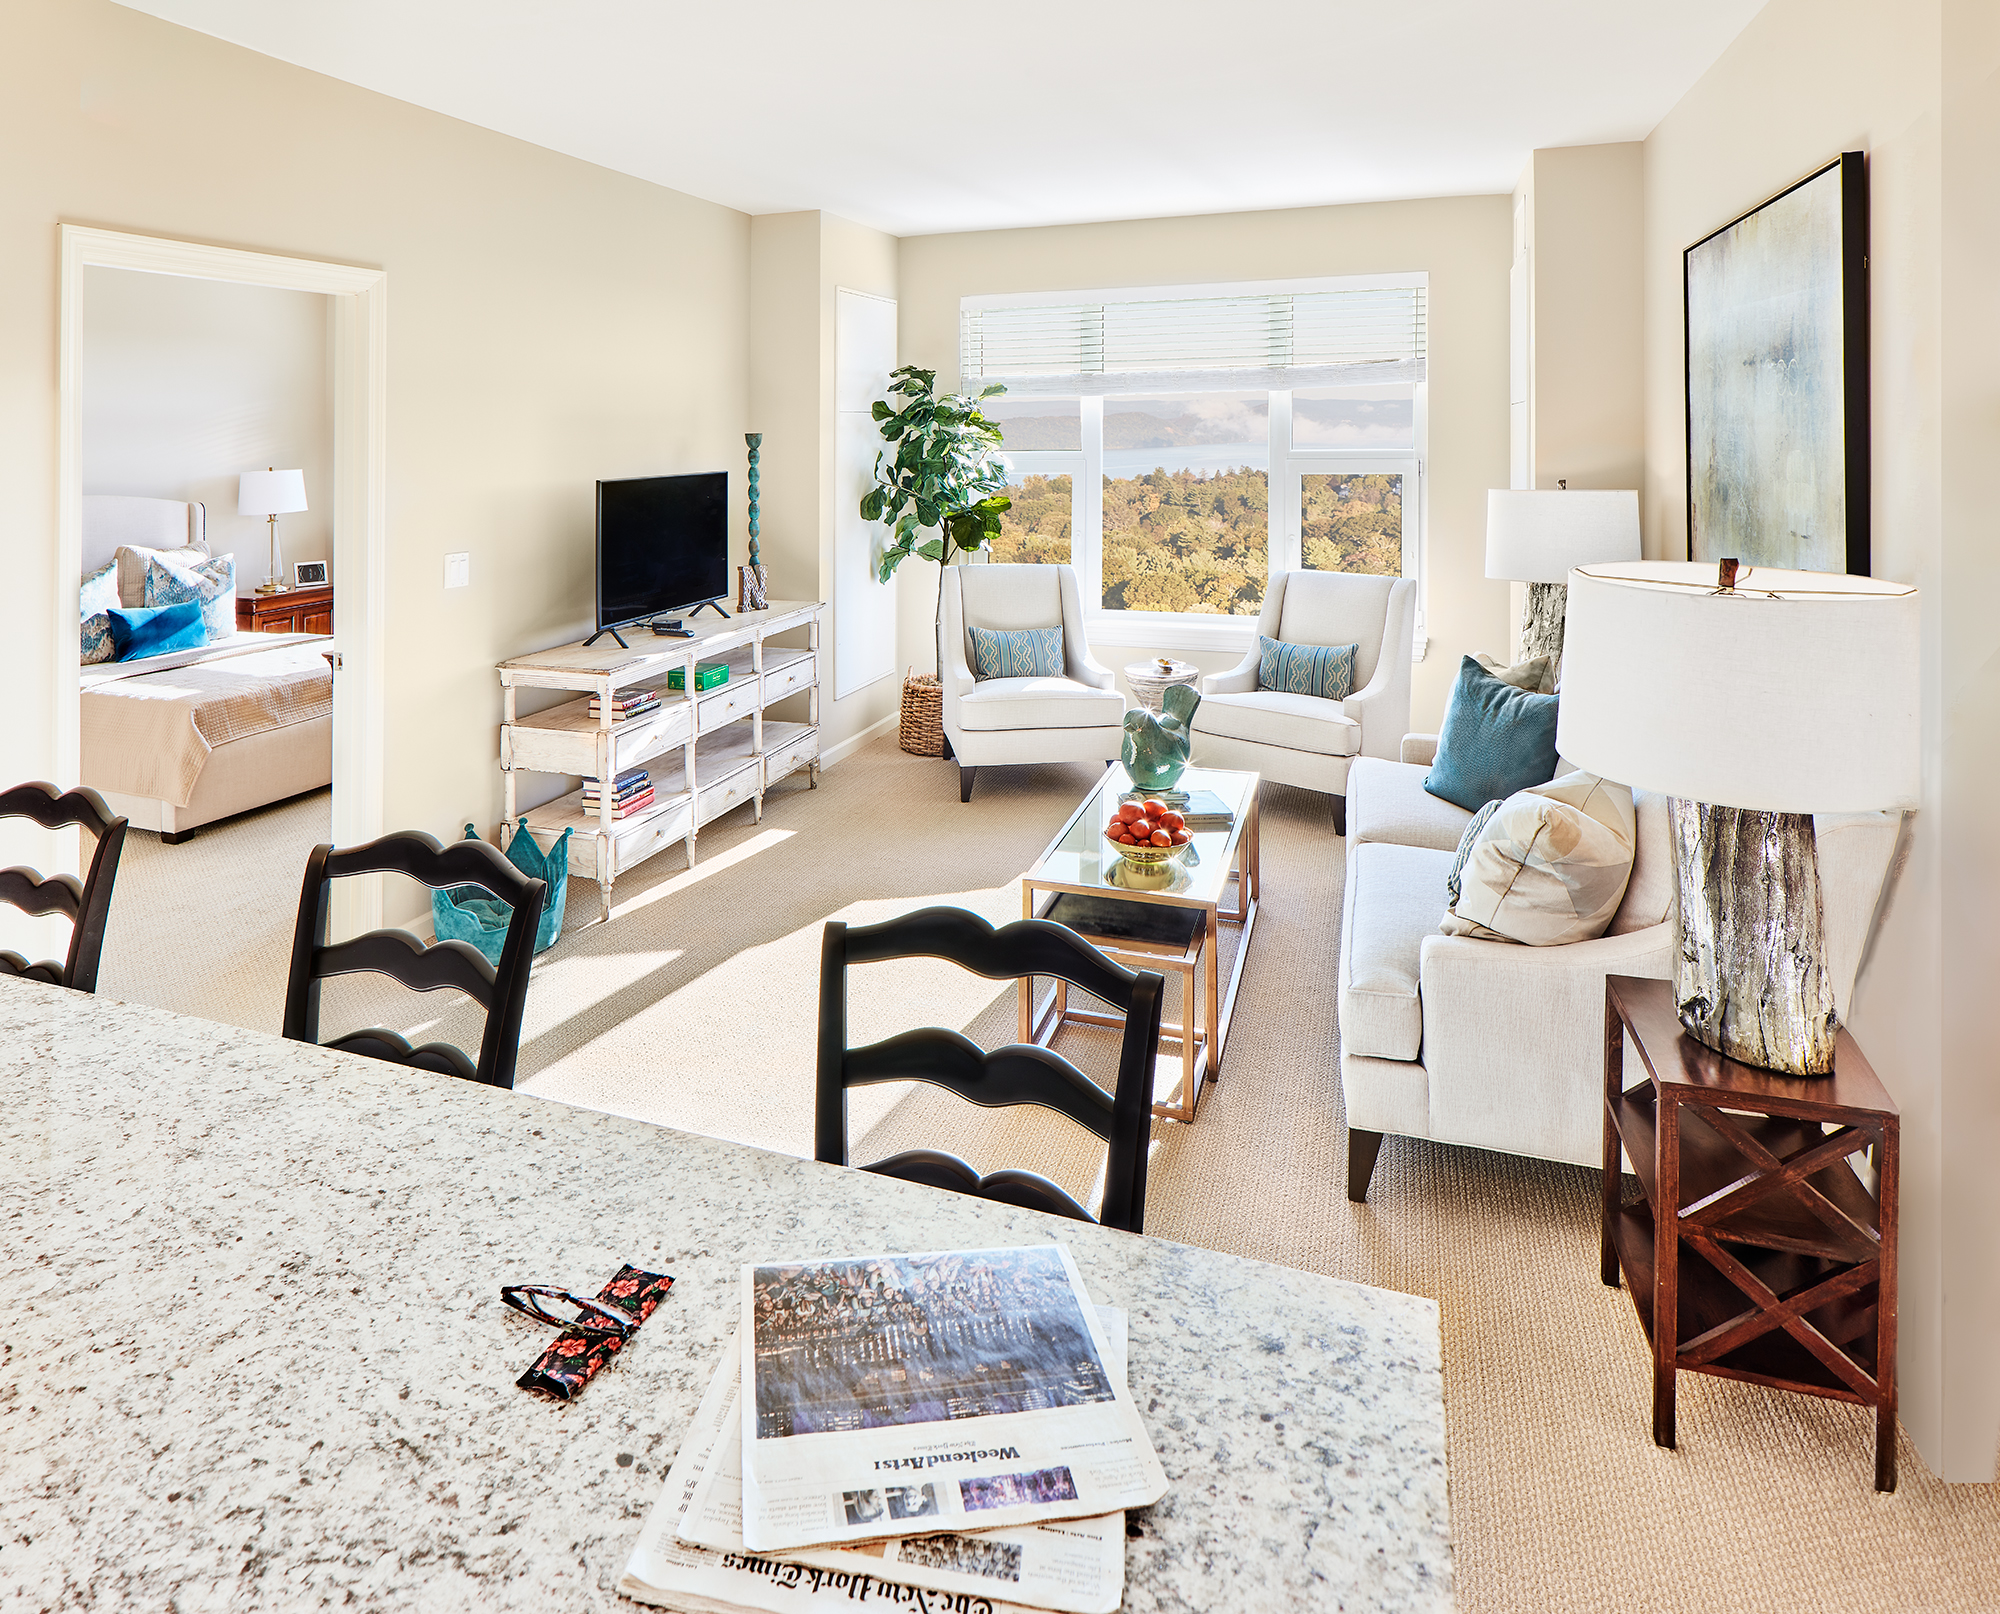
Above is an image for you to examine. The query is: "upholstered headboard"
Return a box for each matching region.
[81,496,207,578]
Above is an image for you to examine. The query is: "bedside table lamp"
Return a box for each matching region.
[1557,560,1920,1075]
[1485,488,1640,664]
[239,468,308,595]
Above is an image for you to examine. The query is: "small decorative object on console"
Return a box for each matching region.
[738,432,768,611]
[668,660,730,693]
[293,559,328,588]
[1121,682,1199,792]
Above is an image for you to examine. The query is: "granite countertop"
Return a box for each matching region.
[0,978,1452,1611]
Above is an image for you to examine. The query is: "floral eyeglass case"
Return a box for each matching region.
[516,1265,673,1401]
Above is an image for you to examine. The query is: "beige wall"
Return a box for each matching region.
[895,197,1514,732]
[1645,0,2000,1481]
[2,0,749,928]
[82,268,335,591]
[748,210,902,760]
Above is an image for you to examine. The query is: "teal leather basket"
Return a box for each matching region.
[432,819,569,965]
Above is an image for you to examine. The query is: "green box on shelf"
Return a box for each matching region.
[668,660,730,693]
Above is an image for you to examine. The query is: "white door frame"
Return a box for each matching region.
[57,225,388,933]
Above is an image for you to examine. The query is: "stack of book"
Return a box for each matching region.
[621,1243,1169,1614]
[582,767,653,819]
[590,687,663,723]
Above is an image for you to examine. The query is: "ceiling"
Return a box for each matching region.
[115,0,1767,237]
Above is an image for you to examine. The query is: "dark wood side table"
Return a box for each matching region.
[237,584,333,636]
[1602,974,1900,1491]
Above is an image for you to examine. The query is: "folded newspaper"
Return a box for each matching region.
[618,1308,1130,1614]
[736,1245,1166,1553]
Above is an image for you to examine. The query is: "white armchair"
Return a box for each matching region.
[940,564,1125,802]
[1193,570,1416,834]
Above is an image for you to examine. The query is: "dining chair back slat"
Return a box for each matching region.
[0,781,128,993]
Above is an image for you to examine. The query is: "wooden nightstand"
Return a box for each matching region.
[1602,974,1899,1491]
[237,584,333,636]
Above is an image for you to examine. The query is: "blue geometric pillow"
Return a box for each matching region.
[970,625,1065,680]
[1258,636,1356,700]
[1425,655,1560,812]
[144,552,236,642]
[81,560,119,664]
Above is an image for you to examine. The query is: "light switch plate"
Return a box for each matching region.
[444,552,470,589]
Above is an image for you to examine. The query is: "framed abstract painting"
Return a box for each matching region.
[1684,151,1869,574]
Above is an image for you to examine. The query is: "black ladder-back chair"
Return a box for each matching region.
[816,906,1164,1234]
[0,781,129,993]
[282,831,545,1089]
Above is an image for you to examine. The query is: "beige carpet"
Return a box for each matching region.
[96,744,2000,1613]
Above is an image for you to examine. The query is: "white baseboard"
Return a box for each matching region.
[820,712,898,771]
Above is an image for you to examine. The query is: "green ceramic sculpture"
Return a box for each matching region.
[1122,682,1200,791]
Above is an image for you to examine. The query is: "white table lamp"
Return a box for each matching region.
[239,467,308,594]
[1558,559,1920,1074]
[1485,488,1640,663]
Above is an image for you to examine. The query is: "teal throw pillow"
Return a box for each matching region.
[144,551,237,642]
[970,625,1065,680]
[432,819,570,964]
[108,601,207,661]
[1425,656,1561,812]
[1258,636,1356,700]
[1446,798,1505,907]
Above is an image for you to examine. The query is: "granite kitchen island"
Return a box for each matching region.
[0,977,1453,1611]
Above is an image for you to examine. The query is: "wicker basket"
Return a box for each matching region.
[899,670,945,757]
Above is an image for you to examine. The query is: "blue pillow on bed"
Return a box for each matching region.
[107,602,207,661]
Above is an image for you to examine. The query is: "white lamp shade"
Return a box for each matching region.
[238,469,308,517]
[1485,489,1640,583]
[1557,561,1920,813]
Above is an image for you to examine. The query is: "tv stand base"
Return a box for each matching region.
[582,625,630,649]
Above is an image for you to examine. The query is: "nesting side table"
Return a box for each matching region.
[1124,658,1201,714]
[1601,975,1899,1491]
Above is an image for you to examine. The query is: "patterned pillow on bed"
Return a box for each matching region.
[144,552,236,642]
[81,560,120,664]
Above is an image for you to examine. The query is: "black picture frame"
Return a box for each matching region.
[1684,150,1869,575]
[292,560,329,588]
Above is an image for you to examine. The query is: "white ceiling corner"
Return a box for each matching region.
[112,0,1769,236]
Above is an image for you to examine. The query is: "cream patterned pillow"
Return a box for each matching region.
[81,560,119,664]
[144,552,236,642]
[116,543,207,608]
[1440,772,1637,946]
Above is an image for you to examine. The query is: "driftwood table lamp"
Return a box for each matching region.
[1484,488,1640,665]
[1556,560,1919,1075]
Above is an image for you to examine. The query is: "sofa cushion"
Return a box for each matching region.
[970,624,1064,680]
[1425,655,1560,811]
[1347,757,1475,851]
[1607,788,1675,935]
[1341,841,1453,1061]
[1258,636,1356,699]
[1192,690,1359,757]
[1441,772,1636,946]
[956,676,1123,732]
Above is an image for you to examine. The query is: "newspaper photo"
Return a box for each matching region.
[737,1245,1166,1552]
[619,1315,1127,1614]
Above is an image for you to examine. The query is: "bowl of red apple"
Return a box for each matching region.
[1102,799,1192,865]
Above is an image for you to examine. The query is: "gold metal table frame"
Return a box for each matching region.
[1019,765,1261,1122]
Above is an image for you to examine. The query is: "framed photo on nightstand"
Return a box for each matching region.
[293,560,329,588]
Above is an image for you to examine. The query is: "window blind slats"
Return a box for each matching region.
[963,286,1426,397]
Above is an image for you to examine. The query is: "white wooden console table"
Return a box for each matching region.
[497,600,823,916]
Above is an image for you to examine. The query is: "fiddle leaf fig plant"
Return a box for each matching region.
[859,366,1012,674]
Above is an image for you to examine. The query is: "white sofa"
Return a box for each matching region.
[941,564,1125,802]
[1338,736,1902,1201]
[1195,571,1415,834]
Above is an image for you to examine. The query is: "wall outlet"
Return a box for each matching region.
[444,552,470,589]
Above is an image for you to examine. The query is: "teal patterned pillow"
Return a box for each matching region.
[1258,636,1356,699]
[81,560,119,664]
[970,625,1065,680]
[1446,799,1505,907]
[144,552,236,642]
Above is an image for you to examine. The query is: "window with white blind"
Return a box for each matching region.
[969,275,1427,649]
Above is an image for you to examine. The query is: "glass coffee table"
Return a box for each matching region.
[1020,763,1261,1122]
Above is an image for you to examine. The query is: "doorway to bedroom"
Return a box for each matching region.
[57,227,388,1034]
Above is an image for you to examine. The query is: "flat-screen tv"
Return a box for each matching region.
[595,472,728,634]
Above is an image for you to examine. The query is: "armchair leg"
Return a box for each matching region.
[1347,1128,1384,1203]
[959,766,977,803]
[941,731,955,761]
[1332,794,1348,837]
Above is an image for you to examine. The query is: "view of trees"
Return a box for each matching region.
[989,468,1404,612]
